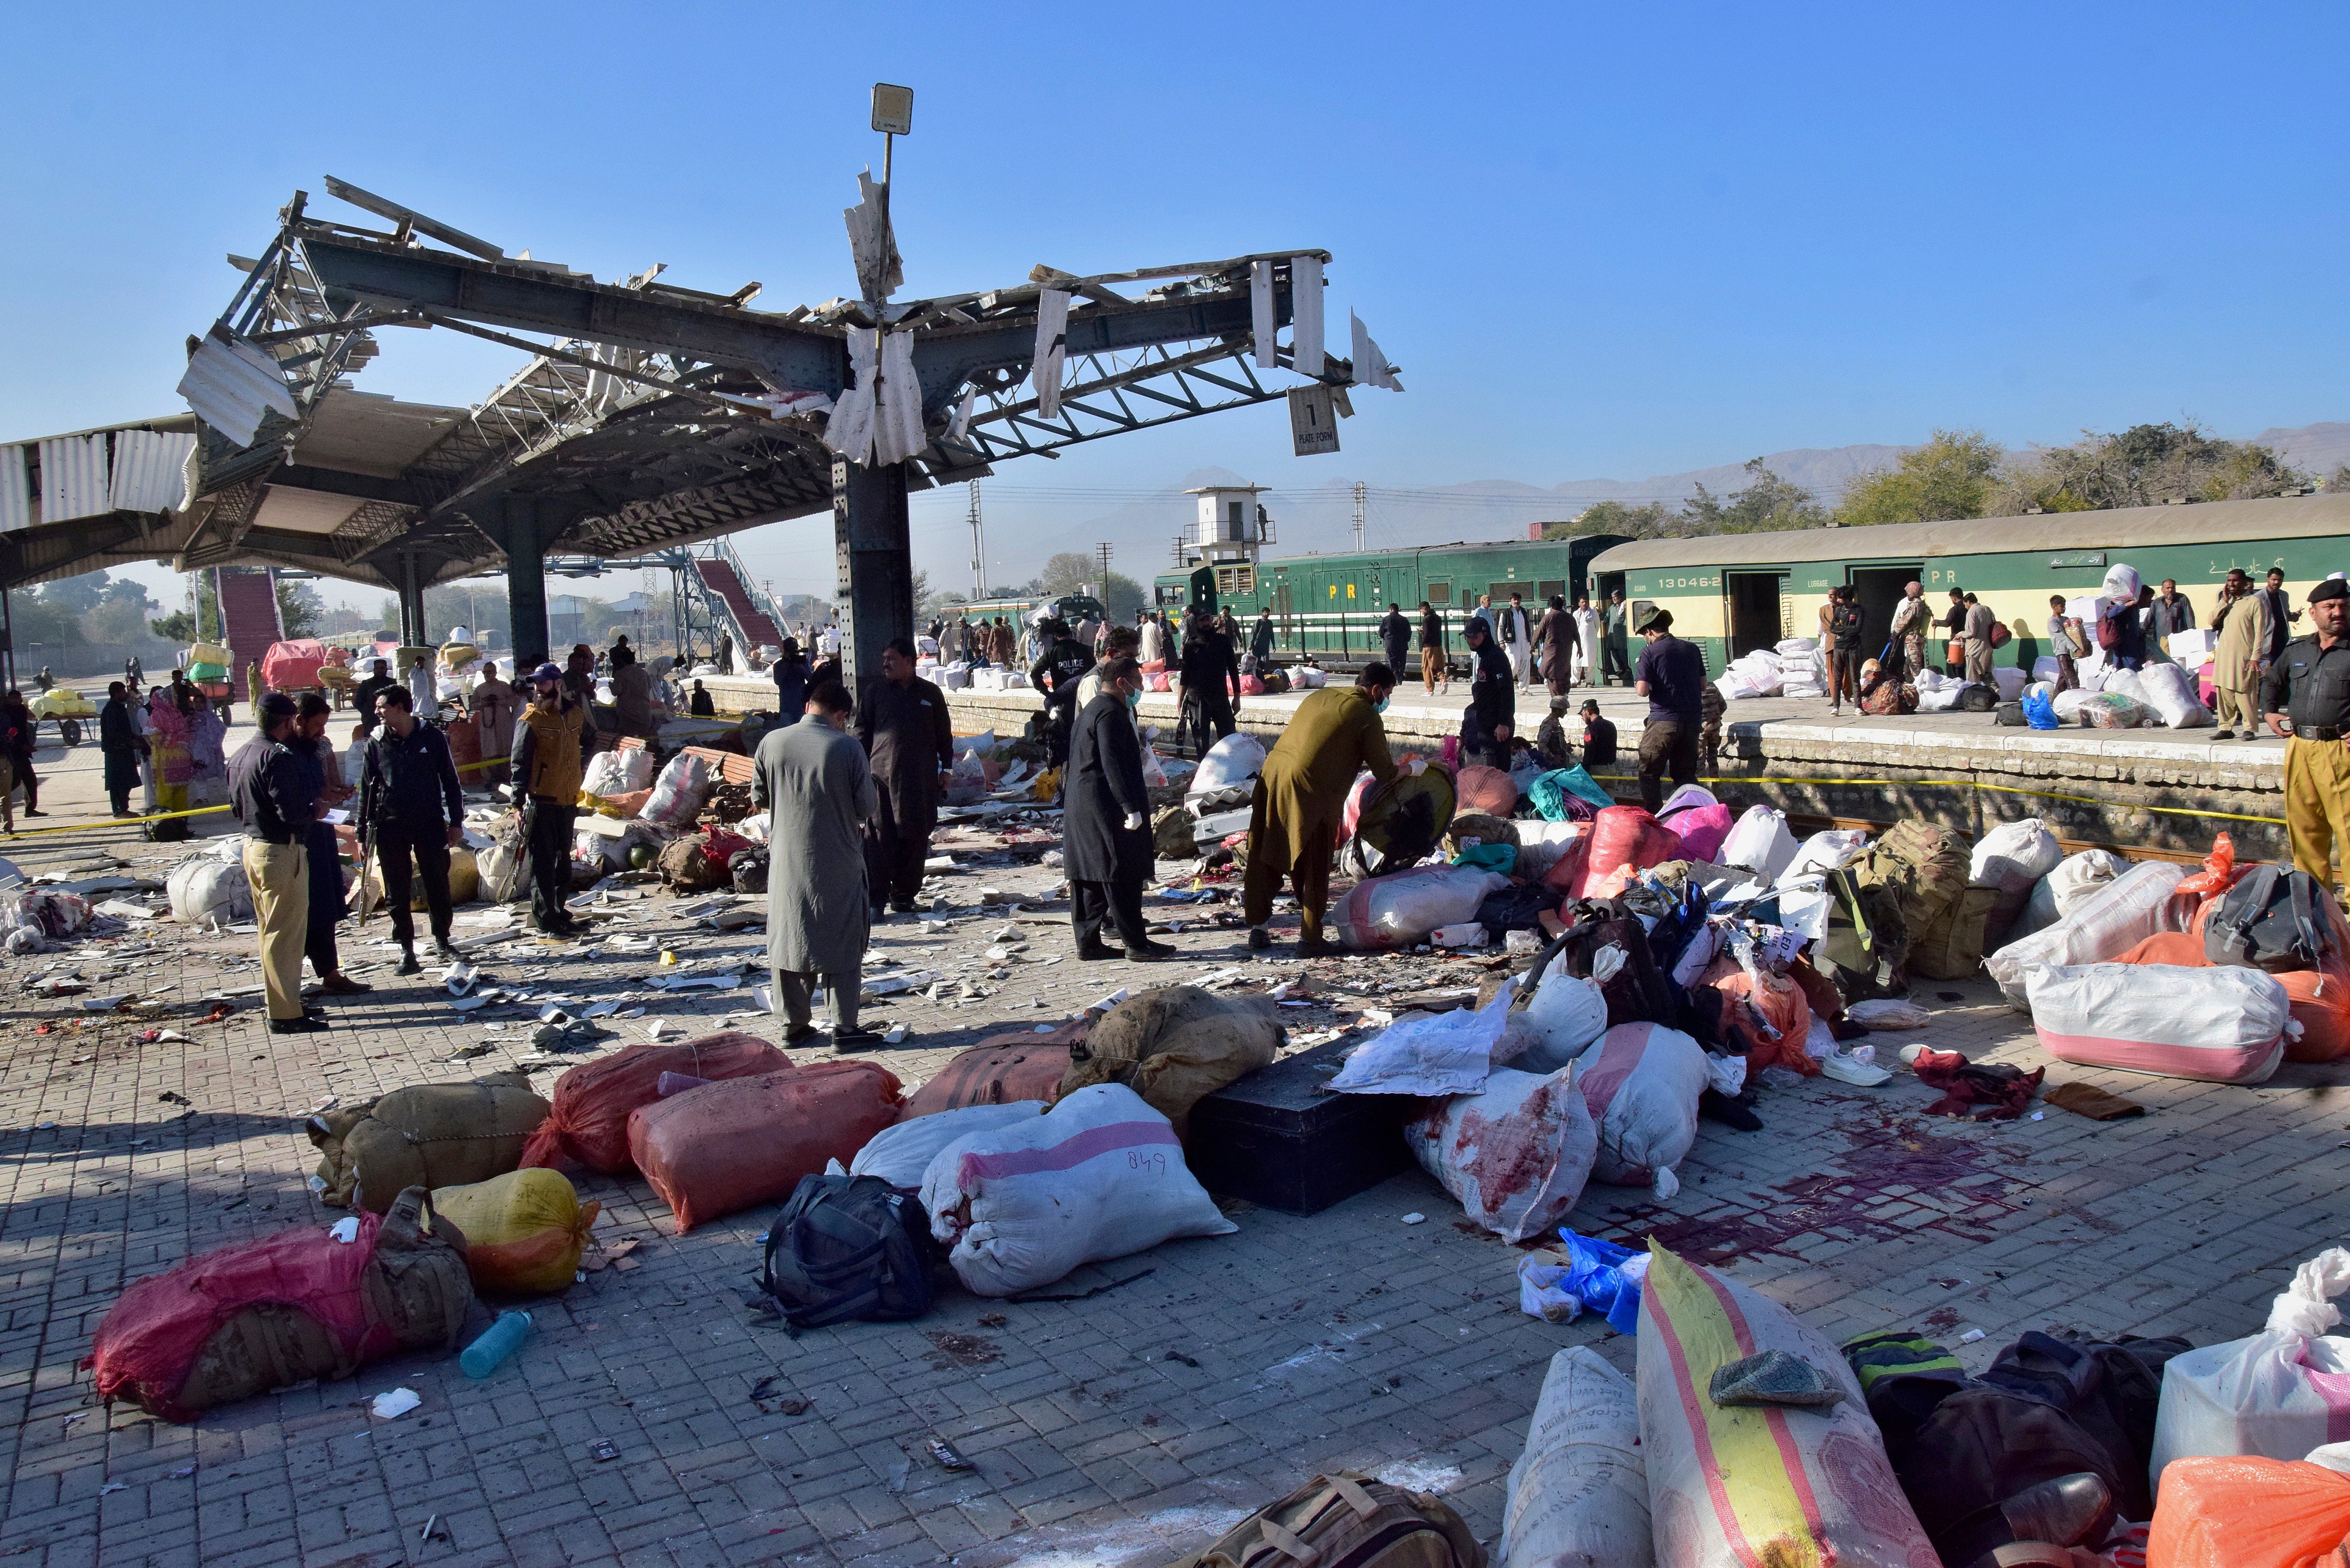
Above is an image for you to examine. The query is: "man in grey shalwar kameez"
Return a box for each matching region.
[753,679,882,1047]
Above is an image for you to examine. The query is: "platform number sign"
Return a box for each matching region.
[1289,385,1340,456]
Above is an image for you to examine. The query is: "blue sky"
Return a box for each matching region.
[7,2,2346,609]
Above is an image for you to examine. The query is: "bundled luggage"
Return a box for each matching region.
[1407,1064,1597,1243]
[1500,1347,1651,1568]
[522,1033,790,1174]
[1574,1022,1707,1194]
[87,1187,472,1423]
[1987,859,2190,1006]
[1170,1472,1482,1568]
[628,1061,904,1231]
[1059,986,1282,1138]
[919,1083,1236,1297]
[2025,962,2290,1083]
[309,1071,551,1213]
[850,1103,1043,1190]
[2153,1248,2350,1480]
[1329,865,1511,951]
[901,1025,1079,1116]
[431,1168,599,1295]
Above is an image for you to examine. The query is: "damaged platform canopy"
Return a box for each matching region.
[1,174,1397,675]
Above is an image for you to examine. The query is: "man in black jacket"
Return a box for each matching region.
[1579,699,1618,768]
[1030,619,1095,768]
[1379,603,1410,680]
[1459,618,1515,768]
[352,659,399,733]
[231,693,326,1033]
[1063,656,1173,961]
[1419,602,1447,694]
[1178,612,1241,756]
[98,681,146,818]
[856,637,955,918]
[357,686,466,974]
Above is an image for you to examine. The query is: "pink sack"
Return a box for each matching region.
[1240,675,1265,695]
[1572,806,1681,898]
[1455,765,1516,817]
[1660,802,1734,862]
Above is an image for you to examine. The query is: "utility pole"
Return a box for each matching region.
[1352,480,1366,552]
[1095,540,1113,599]
[967,479,984,599]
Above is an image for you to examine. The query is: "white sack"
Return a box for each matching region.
[1501,1346,1653,1568]
[1970,817,2063,897]
[166,857,251,925]
[2152,1249,2350,1491]
[1191,732,1266,791]
[1496,971,1608,1076]
[2138,661,2214,728]
[2048,848,2129,917]
[1329,865,1511,951]
[920,1083,1237,1298]
[852,1102,1043,1190]
[1774,828,1871,941]
[2102,562,2142,605]
[1575,1022,1707,1190]
[2025,962,2289,1085]
[2052,687,2097,721]
[1986,858,2188,1006]
[641,752,714,827]
[1407,1064,1597,1242]
[1329,983,1514,1097]
[1719,805,1799,883]
[2032,655,2061,682]
[1994,665,2029,701]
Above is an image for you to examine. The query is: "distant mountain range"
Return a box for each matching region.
[1007,420,2350,582]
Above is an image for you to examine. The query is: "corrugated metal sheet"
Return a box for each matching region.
[0,445,28,532]
[176,335,297,447]
[38,433,110,522]
[1586,492,2350,573]
[110,429,197,514]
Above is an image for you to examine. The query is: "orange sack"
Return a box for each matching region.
[2148,1456,2350,1568]
[521,1033,791,1174]
[627,1060,903,1232]
[1699,953,1817,1076]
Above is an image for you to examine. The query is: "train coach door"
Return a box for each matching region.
[1725,570,1787,657]
[1273,580,1295,651]
[1848,566,1919,663]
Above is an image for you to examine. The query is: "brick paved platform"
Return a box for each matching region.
[0,715,2341,1567]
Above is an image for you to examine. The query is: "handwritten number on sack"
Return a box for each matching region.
[1127,1149,1167,1177]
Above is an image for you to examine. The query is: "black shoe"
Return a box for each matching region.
[832,1028,885,1051]
[432,940,461,963]
[269,1016,329,1034]
[1699,1088,1764,1132]
[1829,1017,1871,1043]
[890,902,920,915]
[1076,942,1123,961]
[1247,926,1272,950]
[394,951,422,976]
[1124,940,1178,960]
[21,810,45,817]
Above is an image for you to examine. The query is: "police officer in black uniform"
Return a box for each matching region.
[2262,577,2350,891]
[229,692,328,1034]
[1030,618,1095,769]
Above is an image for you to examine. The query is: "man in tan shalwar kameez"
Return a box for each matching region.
[2213,568,2271,740]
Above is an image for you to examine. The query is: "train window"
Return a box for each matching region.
[1427,581,1450,604]
[1537,579,1565,604]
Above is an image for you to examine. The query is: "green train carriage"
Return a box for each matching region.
[1151,534,1629,666]
[1589,493,2350,677]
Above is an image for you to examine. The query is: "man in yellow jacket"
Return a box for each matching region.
[508,662,589,937]
[1244,662,1408,956]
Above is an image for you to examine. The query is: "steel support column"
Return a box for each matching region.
[489,499,561,673]
[832,457,912,694]
[398,556,426,648]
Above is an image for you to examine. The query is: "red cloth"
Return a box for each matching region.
[86,1212,387,1424]
[522,1033,790,1174]
[1906,1046,2043,1120]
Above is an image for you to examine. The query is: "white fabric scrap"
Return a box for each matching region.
[875,329,924,465]
[1032,289,1070,419]
[1326,983,1513,1097]
[1251,260,1277,368]
[842,169,903,302]
[1290,255,1325,376]
[824,327,880,463]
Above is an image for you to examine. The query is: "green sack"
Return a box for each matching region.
[1908,883,1997,981]
[1527,765,1614,821]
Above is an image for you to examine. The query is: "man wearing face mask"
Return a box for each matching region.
[1063,655,1173,961]
[1243,661,1413,956]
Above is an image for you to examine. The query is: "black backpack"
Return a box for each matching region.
[2205,861,2333,973]
[730,847,770,895]
[761,1174,935,1334]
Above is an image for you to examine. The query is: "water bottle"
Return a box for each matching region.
[459,1310,533,1378]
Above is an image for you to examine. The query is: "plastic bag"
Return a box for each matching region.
[2147,1456,2350,1568]
[1517,1229,1646,1332]
[627,1061,903,1231]
[2138,661,2214,728]
[1775,828,1871,940]
[2022,687,2059,729]
[2081,693,2151,729]
[1328,983,1514,1096]
[1329,864,1511,950]
[1192,732,1266,791]
[1701,953,1818,1076]
[431,1169,599,1296]
[2152,1249,2350,1484]
[1500,1347,1653,1568]
[523,1033,790,1174]
[1407,1064,1598,1242]
[1576,1022,1707,1192]
[1847,997,1932,1030]
[1720,805,1800,882]
[1661,801,1735,863]
[849,1102,1043,1191]
[1556,806,1680,898]
[1987,859,2190,1006]
[2025,962,2289,1083]
[920,1083,1237,1297]
[2175,833,2240,901]
[1640,1243,1936,1566]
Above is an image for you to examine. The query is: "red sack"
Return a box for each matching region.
[1541,833,1592,893]
[701,828,751,870]
[2148,1456,2350,1568]
[521,1033,790,1174]
[2175,833,2242,902]
[1558,806,1680,900]
[2170,905,2350,1063]
[627,1061,903,1232]
[86,1188,470,1423]
[903,1024,1082,1117]
[1699,953,1817,1076]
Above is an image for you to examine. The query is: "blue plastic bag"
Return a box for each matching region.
[1516,1227,1646,1332]
[2022,688,2059,730]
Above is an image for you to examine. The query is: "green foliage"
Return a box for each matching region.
[1835,429,2003,525]
[276,580,325,639]
[1541,500,1677,540]
[149,609,199,643]
[1989,421,2309,514]
[1682,459,1829,534]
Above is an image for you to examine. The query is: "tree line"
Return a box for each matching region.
[1543,422,2331,543]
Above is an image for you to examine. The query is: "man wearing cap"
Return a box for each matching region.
[2262,578,2350,890]
[356,686,467,975]
[1633,605,1706,811]
[509,663,589,937]
[1458,616,1515,769]
[231,692,328,1033]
